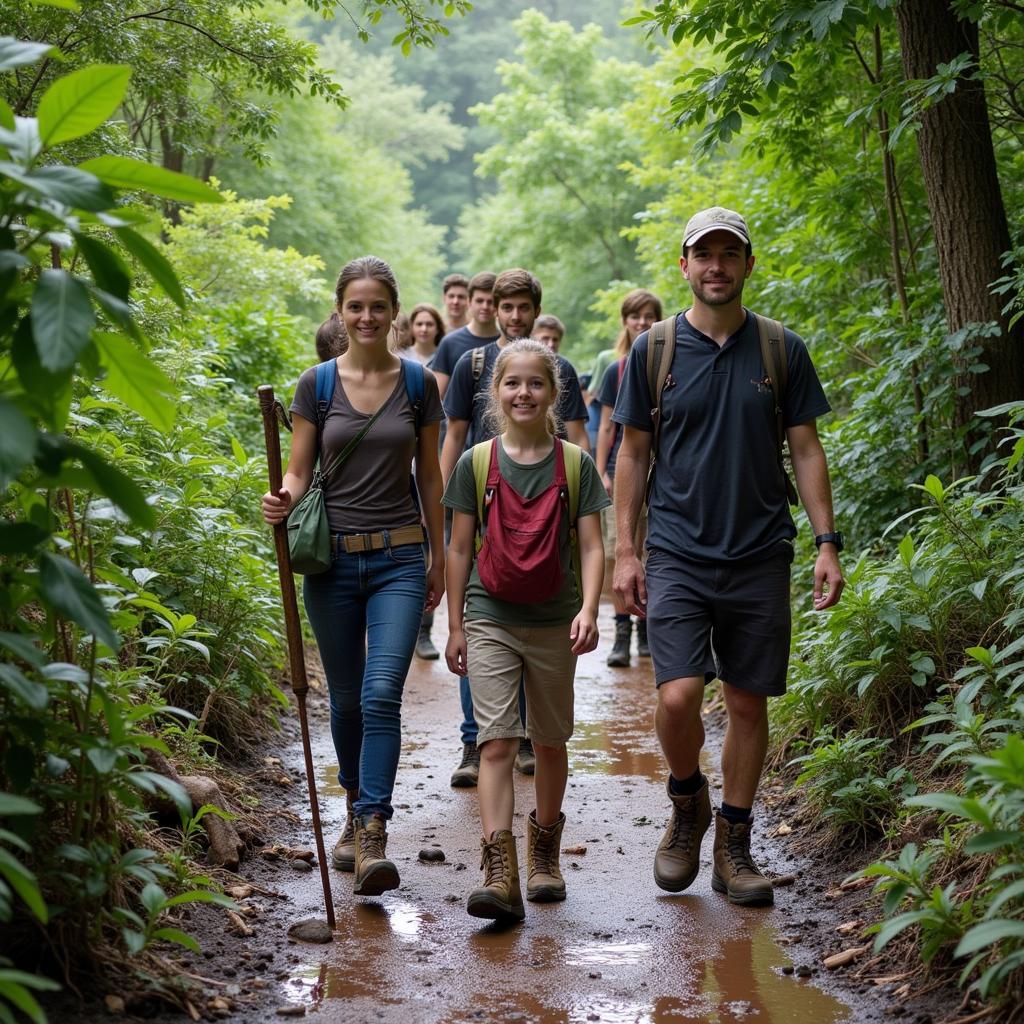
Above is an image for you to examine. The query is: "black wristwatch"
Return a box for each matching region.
[814,532,844,552]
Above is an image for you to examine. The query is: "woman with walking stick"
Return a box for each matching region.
[261,255,445,897]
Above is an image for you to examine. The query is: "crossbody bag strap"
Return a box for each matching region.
[320,401,388,482]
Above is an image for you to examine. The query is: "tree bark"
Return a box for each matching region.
[894,0,1023,471]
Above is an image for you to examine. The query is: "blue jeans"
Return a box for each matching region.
[303,541,426,820]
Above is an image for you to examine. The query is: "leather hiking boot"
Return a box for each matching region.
[526,810,566,903]
[653,778,712,893]
[467,830,525,921]
[607,619,632,667]
[353,814,400,897]
[636,618,650,658]
[414,623,439,661]
[514,737,536,776]
[712,813,774,906]
[450,742,480,788]
[331,790,356,872]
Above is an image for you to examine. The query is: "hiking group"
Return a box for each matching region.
[260,206,845,924]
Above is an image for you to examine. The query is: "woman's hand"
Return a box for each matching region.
[425,561,446,611]
[445,626,467,676]
[569,610,598,655]
[261,487,292,525]
[601,471,613,498]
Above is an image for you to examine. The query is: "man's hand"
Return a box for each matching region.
[613,552,647,618]
[813,548,844,610]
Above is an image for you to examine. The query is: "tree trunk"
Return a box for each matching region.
[894,0,1023,471]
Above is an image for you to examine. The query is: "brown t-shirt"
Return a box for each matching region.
[290,360,443,534]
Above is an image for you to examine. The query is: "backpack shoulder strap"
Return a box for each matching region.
[315,359,337,426]
[471,440,491,527]
[403,358,425,437]
[560,440,582,524]
[753,312,799,506]
[646,316,677,439]
[471,346,486,384]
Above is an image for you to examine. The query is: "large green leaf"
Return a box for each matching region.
[37,64,131,146]
[0,794,41,815]
[0,633,45,668]
[30,269,96,372]
[0,522,49,554]
[63,438,155,528]
[0,397,37,489]
[94,332,176,432]
[78,156,222,204]
[12,317,74,431]
[0,117,42,163]
[0,163,113,211]
[74,234,130,300]
[38,552,119,650]
[0,664,49,712]
[0,38,51,73]
[114,227,185,307]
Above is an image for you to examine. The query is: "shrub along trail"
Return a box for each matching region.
[48,597,962,1024]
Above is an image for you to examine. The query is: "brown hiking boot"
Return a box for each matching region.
[467,830,525,921]
[353,814,400,897]
[514,737,536,776]
[526,810,566,903]
[653,777,712,893]
[712,813,774,906]
[607,618,632,667]
[331,790,356,872]
[450,742,480,788]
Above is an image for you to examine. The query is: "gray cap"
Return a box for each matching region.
[682,206,751,249]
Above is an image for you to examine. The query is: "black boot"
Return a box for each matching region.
[415,608,439,661]
[636,618,650,658]
[607,618,632,667]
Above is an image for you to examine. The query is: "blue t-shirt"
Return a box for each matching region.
[443,342,588,448]
[431,326,499,378]
[596,356,626,477]
[612,310,831,563]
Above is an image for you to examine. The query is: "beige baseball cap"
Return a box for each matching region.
[682,206,751,249]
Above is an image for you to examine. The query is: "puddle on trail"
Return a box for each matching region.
[285,914,848,1023]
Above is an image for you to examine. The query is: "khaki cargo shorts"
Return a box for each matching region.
[602,504,647,563]
[464,619,577,747]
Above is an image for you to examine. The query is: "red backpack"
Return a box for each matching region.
[471,438,577,604]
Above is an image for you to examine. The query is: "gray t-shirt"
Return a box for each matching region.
[291,360,444,534]
[612,310,830,563]
[442,438,610,625]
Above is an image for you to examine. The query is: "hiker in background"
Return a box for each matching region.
[389,312,411,353]
[405,303,445,368]
[316,311,348,361]
[441,269,591,789]
[443,339,607,922]
[442,272,470,333]
[611,207,843,906]
[261,255,445,900]
[594,289,662,668]
[533,313,565,355]
[432,271,499,400]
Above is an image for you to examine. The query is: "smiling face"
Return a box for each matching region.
[496,291,538,343]
[338,277,396,349]
[497,352,554,429]
[623,303,658,343]
[680,230,754,308]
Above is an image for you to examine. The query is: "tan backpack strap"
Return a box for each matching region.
[471,346,486,383]
[754,312,799,506]
[645,315,677,505]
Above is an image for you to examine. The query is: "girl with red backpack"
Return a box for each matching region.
[443,339,608,922]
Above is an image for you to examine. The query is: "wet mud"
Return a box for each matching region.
[259,596,859,1024]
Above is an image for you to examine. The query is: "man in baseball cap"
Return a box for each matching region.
[682,206,751,250]
[610,204,844,908]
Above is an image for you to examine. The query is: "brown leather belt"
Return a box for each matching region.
[332,524,424,554]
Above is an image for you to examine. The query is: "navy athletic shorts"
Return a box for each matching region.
[644,546,793,696]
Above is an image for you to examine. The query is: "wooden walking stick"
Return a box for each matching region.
[257,385,335,930]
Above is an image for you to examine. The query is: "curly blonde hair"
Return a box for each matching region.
[486,339,562,438]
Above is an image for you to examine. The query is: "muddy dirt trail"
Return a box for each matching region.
[215,595,901,1024]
